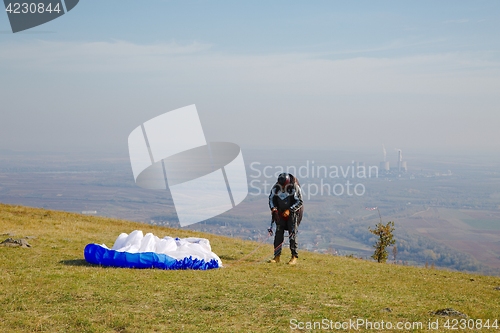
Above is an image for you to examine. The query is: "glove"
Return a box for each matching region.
[271,208,279,222]
[267,228,273,236]
[281,209,290,219]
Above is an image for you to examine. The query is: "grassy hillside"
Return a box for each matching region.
[1,203,499,333]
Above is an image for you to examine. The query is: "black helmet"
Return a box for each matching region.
[277,173,290,187]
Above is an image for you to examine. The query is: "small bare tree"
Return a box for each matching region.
[392,244,398,262]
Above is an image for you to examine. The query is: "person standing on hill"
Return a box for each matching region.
[268,173,303,265]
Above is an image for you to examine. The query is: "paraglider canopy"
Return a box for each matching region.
[84,230,222,270]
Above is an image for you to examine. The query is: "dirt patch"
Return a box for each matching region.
[0,238,31,248]
[432,308,467,317]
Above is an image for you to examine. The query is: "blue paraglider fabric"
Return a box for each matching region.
[84,243,220,270]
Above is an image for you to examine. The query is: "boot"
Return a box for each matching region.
[268,255,280,263]
[287,256,298,265]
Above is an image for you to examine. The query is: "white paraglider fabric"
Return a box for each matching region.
[84,230,222,270]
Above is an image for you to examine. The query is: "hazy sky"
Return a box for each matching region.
[1,1,500,155]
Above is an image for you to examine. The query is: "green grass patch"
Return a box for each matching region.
[462,219,500,230]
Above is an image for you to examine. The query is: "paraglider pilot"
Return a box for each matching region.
[268,173,303,265]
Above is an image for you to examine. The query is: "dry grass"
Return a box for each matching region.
[1,203,499,332]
